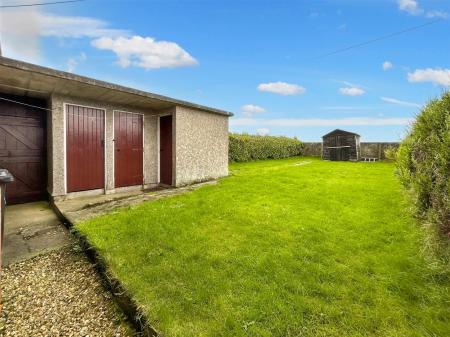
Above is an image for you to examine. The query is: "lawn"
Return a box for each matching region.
[77,157,450,337]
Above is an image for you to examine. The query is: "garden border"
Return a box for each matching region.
[51,201,158,337]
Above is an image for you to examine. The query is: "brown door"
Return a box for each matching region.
[330,148,338,161]
[114,111,143,187]
[329,136,338,161]
[0,96,47,204]
[340,147,350,161]
[66,104,104,193]
[159,115,172,185]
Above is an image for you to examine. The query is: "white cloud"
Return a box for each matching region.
[257,82,305,96]
[407,68,450,86]
[0,4,196,70]
[91,36,198,70]
[322,106,376,111]
[397,0,448,18]
[241,104,266,117]
[382,61,393,71]
[0,7,42,61]
[339,87,366,96]
[0,6,126,62]
[398,0,424,16]
[338,23,347,31]
[256,128,270,136]
[426,10,448,19]
[39,14,127,38]
[380,97,421,108]
[231,117,412,127]
[333,80,368,89]
[67,58,77,73]
[66,52,87,73]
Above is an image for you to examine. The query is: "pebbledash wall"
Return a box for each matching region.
[48,94,228,199]
[174,106,229,186]
[303,142,399,159]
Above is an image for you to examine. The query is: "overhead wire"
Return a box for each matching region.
[311,19,442,60]
[0,96,52,111]
[0,0,85,8]
[0,0,444,112]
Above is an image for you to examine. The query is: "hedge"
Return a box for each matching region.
[396,92,450,234]
[229,133,304,162]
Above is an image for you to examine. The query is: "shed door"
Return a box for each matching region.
[340,147,350,161]
[114,111,143,187]
[66,105,104,193]
[159,115,172,185]
[329,148,338,161]
[0,97,47,204]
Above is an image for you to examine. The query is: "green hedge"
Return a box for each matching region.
[397,92,450,234]
[229,133,304,162]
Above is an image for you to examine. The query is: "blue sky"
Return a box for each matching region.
[1,0,449,141]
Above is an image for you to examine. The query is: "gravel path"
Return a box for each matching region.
[0,246,134,337]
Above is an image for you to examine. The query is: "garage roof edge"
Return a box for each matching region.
[0,57,234,117]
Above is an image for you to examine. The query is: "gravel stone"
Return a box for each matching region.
[0,246,134,337]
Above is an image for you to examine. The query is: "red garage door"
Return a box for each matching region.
[66,104,105,193]
[114,111,143,187]
[0,96,47,204]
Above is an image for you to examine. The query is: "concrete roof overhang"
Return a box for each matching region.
[0,57,233,117]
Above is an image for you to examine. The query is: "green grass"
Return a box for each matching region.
[78,157,450,337]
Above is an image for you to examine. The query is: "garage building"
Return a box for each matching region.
[0,57,232,204]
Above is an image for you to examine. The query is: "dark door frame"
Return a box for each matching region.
[159,114,173,186]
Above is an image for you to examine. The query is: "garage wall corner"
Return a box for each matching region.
[49,94,66,197]
[173,106,229,186]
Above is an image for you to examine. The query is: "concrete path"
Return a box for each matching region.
[3,181,215,264]
[2,201,72,265]
[55,181,216,224]
[1,202,134,336]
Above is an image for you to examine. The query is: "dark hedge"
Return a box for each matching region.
[229,133,304,162]
[397,92,450,234]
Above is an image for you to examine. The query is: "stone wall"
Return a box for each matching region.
[303,142,399,160]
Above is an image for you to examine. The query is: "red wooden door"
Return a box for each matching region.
[159,115,172,185]
[66,105,104,193]
[114,111,143,187]
[0,96,47,204]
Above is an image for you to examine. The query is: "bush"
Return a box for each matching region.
[229,133,304,162]
[384,146,398,161]
[397,92,450,234]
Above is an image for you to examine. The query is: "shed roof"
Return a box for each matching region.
[322,129,360,138]
[0,57,233,117]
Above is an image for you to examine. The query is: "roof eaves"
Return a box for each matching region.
[0,57,234,117]
[322,129,360,138]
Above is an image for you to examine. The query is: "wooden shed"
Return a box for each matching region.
[322,129,360,161]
